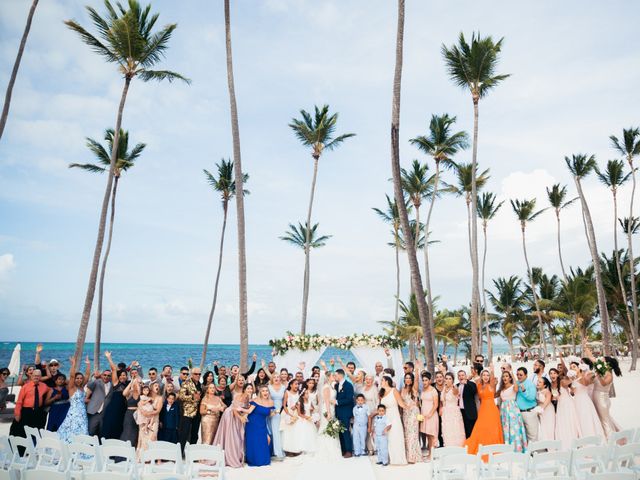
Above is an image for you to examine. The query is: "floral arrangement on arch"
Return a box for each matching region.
[269,331,404,355]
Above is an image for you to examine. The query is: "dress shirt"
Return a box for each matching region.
[516,378,537,411]
[458,383,465,409]
[15,381,50,417]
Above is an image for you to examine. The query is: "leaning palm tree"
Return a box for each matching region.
[511,198,547,358]
[610,127,640,368]
[477,192,504,359]
[69,129,145,370]
[596,159,635,366]
[200,160,249,370]
[546,184,577,280]
[565,154,612,354]
[409,113,469,345]
[65,0,189,363]
[442,32,510,359]
[0,0,39,141]
[289,105,354,334]
[389,0,434,371]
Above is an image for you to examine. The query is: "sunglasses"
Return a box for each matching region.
[180,372,188,376]
[193,373,201,376]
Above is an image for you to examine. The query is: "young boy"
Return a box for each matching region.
[159,392,180,443]
[371,404,391,466]
[352,394,370,456]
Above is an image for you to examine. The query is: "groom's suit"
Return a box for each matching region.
[335,380,354,455]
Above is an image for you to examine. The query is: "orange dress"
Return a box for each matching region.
[465,383,504,455]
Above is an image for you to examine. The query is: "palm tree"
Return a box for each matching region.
[69,129,145,370]
[565,154,613,355]
[400,159,433,265]
[0,0,39,141]
[477,192,504,359]
[442,32,510,360]
[488,276,526,358]
[409,113,469,347]
[596,159,635,367]
[389,0,434,371]
[200,160,249,370]
[511,198,547,358]
[534,270,567,359]
[558,268,597,353]
[611,127,640,368]
[289,105,354,334]
[223,0,249,370]
[65,1,189,363]
[620,216,640,235]
[546,184,577,279]
[373,194,409,323]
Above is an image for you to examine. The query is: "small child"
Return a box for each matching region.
[352,394,370,456]
[134,387,156,435]
[372,404,391,466]
[159,392,179,443]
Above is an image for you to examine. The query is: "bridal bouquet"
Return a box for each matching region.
[593,357,610,377]
[323,418,345,439]
[533,406,544,415]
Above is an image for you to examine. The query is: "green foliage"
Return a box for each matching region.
[477,192,504,223]
[69,128,145,175]
[565,154,597,179]
[510,198,546,225]
[289,105,355,159]
[203,158,249,208]
[280,222,331,250]
[409,113,469,163]
[610,127,640,160]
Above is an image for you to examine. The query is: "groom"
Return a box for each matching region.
[335,369,354,458]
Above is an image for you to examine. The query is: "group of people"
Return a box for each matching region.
[7,345,624,468]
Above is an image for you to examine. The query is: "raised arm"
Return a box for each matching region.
[104,351,119,385]
[261,360,274,379]
[83,356,91,386]
[242,354,257,377]
[393,388,407,409]
[35,343,43,366]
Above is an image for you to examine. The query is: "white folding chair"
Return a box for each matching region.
[34,436,69,471]
[484,451,528,479]
[571,445,608,479]
[184,443,225,479]
[477,444,515,476]
[528,450,571,478]
[84,473,134,480]
[0,435,12,470]
[72,434,99,447]
[0,469,16,480]
[24,426,41,446]
[148,441,180,451]
[22,469,70,480]
[101,444,137,476]
[634,428,640,443]
[438,453,478,480]
[611,442,640,476]
[585,473,635,480]
[140,474,187,480]
[432,446,468,479]
[572,436,603,450]
[528,439,561,455]
[39,429,59,441]
[100,438,132,448]
[142,445,183,475]
[609,429,636,447]
[68,441,102,477]
[8,435,36,470]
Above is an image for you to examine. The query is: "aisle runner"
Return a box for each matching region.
[295,455,376,480]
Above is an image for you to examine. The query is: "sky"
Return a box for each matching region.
[0,0,639,345]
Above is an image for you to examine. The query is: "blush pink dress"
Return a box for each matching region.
[555,385,581,450]
[537,390,556,441]
[420,387,439,437]
[441,388,465,447]
[572,380,604,438]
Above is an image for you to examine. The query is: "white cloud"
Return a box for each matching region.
[0,254,16,292]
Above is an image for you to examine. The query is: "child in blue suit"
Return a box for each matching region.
[352,394,370,456]
[159,392,180,443]
[371,404,391,466]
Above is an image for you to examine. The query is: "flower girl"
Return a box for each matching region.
[294,388,318,454]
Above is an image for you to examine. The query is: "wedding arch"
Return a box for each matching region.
[269,332,405,374]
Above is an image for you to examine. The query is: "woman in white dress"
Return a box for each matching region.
[379,376,408,465]
[569,362,604,438]
[294,388,317,454]
[315,369,343,461]
[281,379,301,454]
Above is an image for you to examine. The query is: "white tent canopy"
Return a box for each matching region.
[8,343,21,377]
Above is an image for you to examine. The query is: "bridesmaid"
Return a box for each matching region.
[419,372,439,458]
[569,361,604,438]
[440,372,465,447]
[281,379,301,455]
[400,372,421,463]
[433,371,445,447]
[465,366,503,455]
[213,383,253,467]
[536,377,555,441]
[591,355,622,439]
[362,374,379,454]
[379,376,407,465]
[554,366,582,450]
[548,368,560,412]
[200,383,226,444]
[497,371,527,453]
[245,385,275,466]
[268,374,286,459]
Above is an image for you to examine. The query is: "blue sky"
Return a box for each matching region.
[0,0,639,344]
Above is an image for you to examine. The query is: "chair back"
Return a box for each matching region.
[68,441,102,472]
[528,439,561,454]
[611,442,640,472]
[478,443,514,457]
[34,436,68,471]
[22,469,70,480]
[184,443,225,479]
[102,444,137,474]
[8,435,36,469]
[488,451,529,479]
[72,434,99,446]
[609,429,636,447]
[23,426,41,445]
[142,446,183,475]
[38,429,59,440]
[438,453,478,479]
[571,445,608,477]
[572,435,603,450]
[528,450,571,477]
[100,438,132,448]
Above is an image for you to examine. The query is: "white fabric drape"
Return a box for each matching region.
[351,347,404,374]
[273,347,327,376]
[8,343,21,377]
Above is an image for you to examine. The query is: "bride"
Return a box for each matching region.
[315,365,343,461]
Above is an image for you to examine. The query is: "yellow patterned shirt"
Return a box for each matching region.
[177,379,200,418]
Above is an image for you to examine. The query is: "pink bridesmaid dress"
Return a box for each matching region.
[537,391,555,441]
[572,380,604,438]
[555,386,581,450]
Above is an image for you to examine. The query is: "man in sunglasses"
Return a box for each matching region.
[515,367,538,442]
[177,367,202,452]
[86,368,113,436]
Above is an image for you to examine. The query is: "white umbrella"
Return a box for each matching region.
[8,343,21,377]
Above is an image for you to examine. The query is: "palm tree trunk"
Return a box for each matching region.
[521,225,547,359]
[394,229,400,323]
[390,0,435,372]
[423,161,439,361]
[0,0,39,142]
[627,162,638,370]
[224,0,249,371]
[201,201,229,370]
[73,77,131,365]
[301,157,320,334]
[469,98,481,360]
[453,343,459,364]
[556,211,568,280]
[411,202,420,296]
[93,175,120,371]
[482,222,493,360]
[574,177,612,355]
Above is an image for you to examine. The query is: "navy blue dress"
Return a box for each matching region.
[245,401,274,467]
[46,387,70,432]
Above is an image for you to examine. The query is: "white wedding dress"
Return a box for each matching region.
[314,383,343,461]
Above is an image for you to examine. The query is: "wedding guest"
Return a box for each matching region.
[569,361,604,438]
[43,358,65,388]
[0,368,9,413]
[137,383,162,453]
[17,364,35,387]
[161,365,174,387]
[102,351,129,439]
[555,362,582,450]
[159,392,180,443]
[441,372,465,447]
[12,367,50,438]
[533,359,546,385]
[456,370,478,438]
[147,367,163,394]
[177,367,202,452]
[433,370,445,447]
[281,379,301,455]
[419,372,439,457]
[121,376,141,447]
[45,374,69,432]
[362,374,379,454]
[548,368,560,411]
[86,367,114,437]
[178,366,189,387]
[253,369,269,389]
[268,373,286,459]
[305,378,319,412]
[379,376,407,465]
[536,377,555,441]
[231,375,247,399]
[200,383,226,444]
[245,385,275,466]
[335,369,355,458]
[202,371,215,389]
[497,371,527,453]
[214,383,252,468]
[215,375,233,407]
[465,366,503,455]
[401,372,421,463]
[294,387,317,454]
[372,404,391,466]
[515,367,538,443]
[591,355,622,439]
[57,356,91,443]
[352,394,370,457]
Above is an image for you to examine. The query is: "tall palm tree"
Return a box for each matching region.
[511,198,547,358]
[69,129,145,370]
[611,127,640,368]
[442,32,510,359]
[373,194,409,323]
[0,0,39,142]
[409,113,469,345]
[400,159,433,265]
[65,0,189,363]
[488,276,526,358]
[596,159,635,367]
[620,216,640,235]
[565,154,612,354]
[200,160,249,370]
[557,267,597,353]
[389,0,434,371]
[289,105,354,334]
[223,0,250,370]
[546,184,577,280]
[477,192,504,359]
[534,269,567,359]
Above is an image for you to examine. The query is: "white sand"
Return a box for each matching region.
[2,358,638,480]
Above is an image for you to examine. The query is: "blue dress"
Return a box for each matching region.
[499,387,528,453]
[268,385,285,458]
[245,401,274,467]
[58,389,89,443]
[46,387,70,432]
